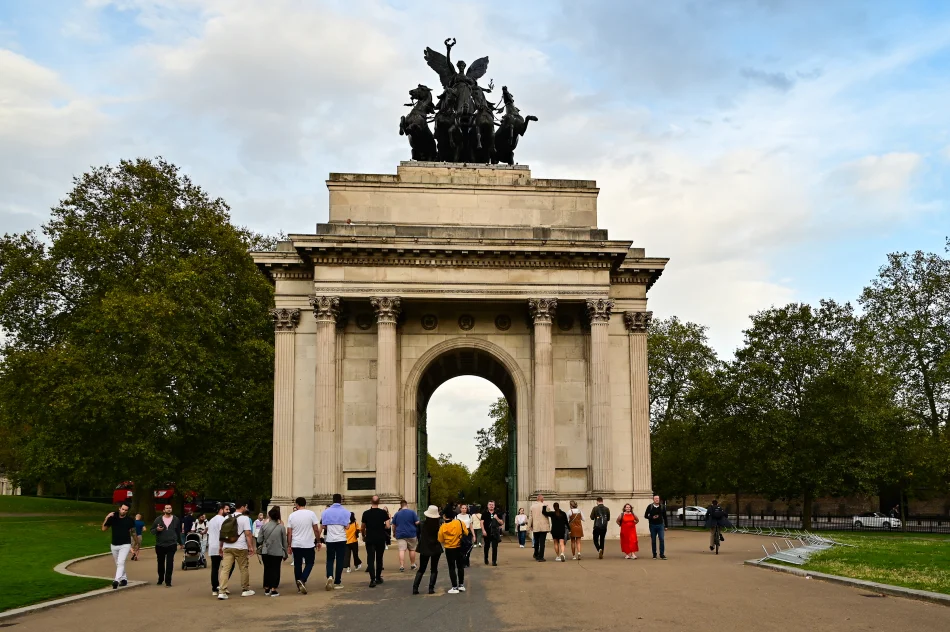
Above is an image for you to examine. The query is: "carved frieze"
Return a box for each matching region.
[270,308,301,332]
[623,310,653,333]
[370,297,402,324]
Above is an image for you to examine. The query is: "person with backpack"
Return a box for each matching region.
[481,500,504,566]
[217,500,256,599]
[437,508,469,594]
[412,505,443,595]
[287,496,321,594]
[589,497,611,559]
[705,499,728,552]
[257,506,287,597]
[644,495,668,560]
[150,504,182,586]
[207,503,232,596]
[568,499,584,560]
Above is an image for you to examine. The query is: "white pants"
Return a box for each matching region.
[111,543,132,582]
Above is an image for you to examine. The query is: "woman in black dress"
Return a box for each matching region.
[544,502,569,562]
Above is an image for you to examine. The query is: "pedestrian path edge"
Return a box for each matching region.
[745,559,950,607]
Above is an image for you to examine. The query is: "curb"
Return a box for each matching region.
[0,549,151,620]
[745,559,950,607]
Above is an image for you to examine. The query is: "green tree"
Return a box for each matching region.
[426,453,471,509]
[0,158,276,517]
[470,397,510,509]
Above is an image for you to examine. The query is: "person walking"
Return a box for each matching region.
[644,495,667,560]
[150,504,182,587]
[568,500,585,560]
[544,502,569,562]
[457,504,474,567]
[438,509,469,594]
[102,500,136,589]
[253,512,265,537]
[361,495,391,588]
[412,505,443,595]
[218,500,256,599]
[321,494,350,591]
[590,497,611,559]
[207,503,232,596]
[392,499,420,572]
[515,508,528,548]
[527,494,551,561]
[617,503,640,559]
[181,510,196,546]
[345,512,362,573]
[287,496,321,594]
[257,506,287,597]
[482,500,504,566]
[470,509,483,548]
[131,513,145,561]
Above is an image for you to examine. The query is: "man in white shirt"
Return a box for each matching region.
[287,496,321,594]
[217,501,256,599]
[207,503,232,596]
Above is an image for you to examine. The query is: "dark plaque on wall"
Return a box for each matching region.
[458,314,475,330]
[421,314,438,330]
[558,315,574,331]
[494,314,512,331]
[356,313,374,330]
[347,477,376,491]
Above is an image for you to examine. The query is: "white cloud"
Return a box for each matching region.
[828,152,923,195]
[425,376,502,470]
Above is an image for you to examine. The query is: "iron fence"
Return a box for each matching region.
[664,510,950,534]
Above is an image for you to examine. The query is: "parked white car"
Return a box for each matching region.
[852,511,901,530]
[675,506,708,518]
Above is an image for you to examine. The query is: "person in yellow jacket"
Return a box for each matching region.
[344,512,362,573]
[437,510,469,594]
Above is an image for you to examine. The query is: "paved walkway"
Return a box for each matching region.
[9,531,950,631]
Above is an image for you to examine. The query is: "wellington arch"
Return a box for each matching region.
[253,161,667,535]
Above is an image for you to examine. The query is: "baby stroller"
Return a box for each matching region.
[181,532,206,570]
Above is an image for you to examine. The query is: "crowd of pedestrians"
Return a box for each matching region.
[103,492,724,599]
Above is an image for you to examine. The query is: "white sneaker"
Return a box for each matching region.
[217,593,229,600]
[355,564,362,570]
[448,587,460,594]
[572,555,577,560]
[325,577,334,591]
[212,590,218,596]
[555,557,562,562]
[520,545,524,548]
[459,585,466,592]
[333,585,344,590]
[270,592,279,597]
[297,579,307,594]
[241,590,255,597]
[577,553,582,560]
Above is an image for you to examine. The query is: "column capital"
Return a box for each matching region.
[586,298,614,323]
[309,295,342,323]
[270,307,301,332]
[370,296,402,324]
[623,310,653,333]
[528,298,557,324]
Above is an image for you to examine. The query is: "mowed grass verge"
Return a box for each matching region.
[0,496,153,613]
[800,532,950,595]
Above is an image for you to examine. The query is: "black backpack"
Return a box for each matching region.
[710,505,725,521]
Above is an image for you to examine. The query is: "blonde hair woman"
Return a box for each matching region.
[568,500,584,559]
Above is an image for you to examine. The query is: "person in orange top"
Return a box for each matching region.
[344,512,362,572]
[617,503,640,559]
[437,510,469,594]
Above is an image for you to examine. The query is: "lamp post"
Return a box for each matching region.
[504,474,511,532]
[426,472,432,508]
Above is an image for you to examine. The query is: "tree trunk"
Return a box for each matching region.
[133,480,157,523]
[735,490,741,528]
[802,490,813,530]
[36,481,45,497]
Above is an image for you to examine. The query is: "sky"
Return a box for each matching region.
[2,1,949,470]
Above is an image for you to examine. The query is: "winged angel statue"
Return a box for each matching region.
[399,38,537,164]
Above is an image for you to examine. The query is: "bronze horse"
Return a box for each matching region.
[399,84,437,161]
[492,86,537,166]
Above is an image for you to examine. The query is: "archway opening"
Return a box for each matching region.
[415,346,518,529]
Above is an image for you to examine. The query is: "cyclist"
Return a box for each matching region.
[705,500,727,553]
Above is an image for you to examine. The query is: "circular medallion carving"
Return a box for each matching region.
[356,313,374,330]
[494,314,512,331]
[458,314,475,331]
[557,315,574,331]
[421,314,438,330]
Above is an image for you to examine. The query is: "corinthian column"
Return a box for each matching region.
[587,298,614,493]
[310,296,341,501]
[270,308,300,503]
[529,298,557,495]
[371,296,401,499]
[624,310,653,495]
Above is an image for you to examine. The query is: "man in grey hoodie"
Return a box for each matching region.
[150,504,182,586]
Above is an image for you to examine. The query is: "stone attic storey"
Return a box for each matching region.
[253,161,667,535]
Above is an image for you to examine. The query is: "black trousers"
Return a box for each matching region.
[262,554,283,589]
[365,541,385,581]
[483,536,499,564]
[155,544,176,584]
[413,551,442,591]
[533,531,548,559]
[445,547,465,588]
[346,542,362,568]
[593,527,607,552]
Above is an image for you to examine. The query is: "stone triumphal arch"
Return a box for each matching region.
[254,162,667,533]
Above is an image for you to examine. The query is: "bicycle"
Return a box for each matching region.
[711,523,722,555]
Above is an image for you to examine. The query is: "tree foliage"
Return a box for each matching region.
[0,158,276,514]
[426,453,471,509]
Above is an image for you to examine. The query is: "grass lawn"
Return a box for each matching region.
[800,532,950,595]
[0,497,154,613]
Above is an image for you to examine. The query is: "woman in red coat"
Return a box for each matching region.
[617,503,640,559]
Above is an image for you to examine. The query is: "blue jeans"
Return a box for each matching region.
[649,524,665,557]
[293,547,315,585]
[325,541,346,584]
[518,530,526,546]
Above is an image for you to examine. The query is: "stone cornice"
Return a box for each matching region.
[310,255,614,270]
[370,297,402,324]
[624,310,653,333]
[586,298,614,323]
[528,298,558,324]
[312,285,608,299]
[270,308,300,332]
[309,296,342,323]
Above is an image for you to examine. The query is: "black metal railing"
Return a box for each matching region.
[664,511,950,534]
